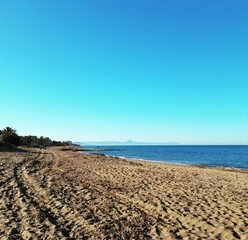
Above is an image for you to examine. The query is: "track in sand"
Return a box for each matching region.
[0,147,247,239]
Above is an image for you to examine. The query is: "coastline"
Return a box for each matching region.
[117,155,248,173]
[82,145,248,172]
[1,146,247,239]
[84,151,248,176]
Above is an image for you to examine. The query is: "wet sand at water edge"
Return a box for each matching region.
[0,147,247,239]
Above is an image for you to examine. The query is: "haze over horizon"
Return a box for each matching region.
[75,140,248,146]
[1,0,247,145]
[75,139,180,146]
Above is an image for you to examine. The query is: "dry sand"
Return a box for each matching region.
[0,146,247,239]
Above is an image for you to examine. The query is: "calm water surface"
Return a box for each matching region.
[82,145,248,169]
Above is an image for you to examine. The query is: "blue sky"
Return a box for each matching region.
[0,0,247,144]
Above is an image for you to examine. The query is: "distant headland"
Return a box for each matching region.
[74,140,179,146]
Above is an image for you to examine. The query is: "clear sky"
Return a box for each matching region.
[0,0,247,144]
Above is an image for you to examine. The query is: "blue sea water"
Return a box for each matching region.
[82,145,248,169]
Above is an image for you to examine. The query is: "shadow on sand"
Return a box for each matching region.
[0,145,29,152]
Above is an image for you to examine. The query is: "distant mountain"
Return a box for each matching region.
[74,140,179,146]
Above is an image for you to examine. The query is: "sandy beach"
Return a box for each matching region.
[0,147,247,239]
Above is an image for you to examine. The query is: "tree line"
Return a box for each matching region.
[0,127,72,148]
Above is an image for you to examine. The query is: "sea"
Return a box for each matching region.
[81,145,248,169]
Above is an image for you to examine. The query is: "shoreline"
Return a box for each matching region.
[83,151,248,173]
[1,146,247,239]
[79,145,248,170]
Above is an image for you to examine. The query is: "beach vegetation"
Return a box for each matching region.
[21,135,33,147]
[0,127,72,149]
[0,127,21,146]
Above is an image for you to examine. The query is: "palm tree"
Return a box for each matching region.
[3,127,16,133]
[1,127,20,146]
